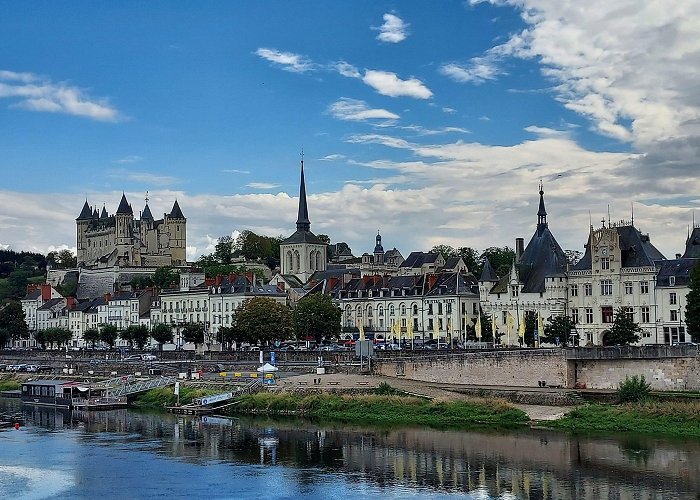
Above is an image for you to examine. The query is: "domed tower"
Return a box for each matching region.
[373,230,384,265]
[166,200,187,265]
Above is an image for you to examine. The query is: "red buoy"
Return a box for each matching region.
[14,422,20,430]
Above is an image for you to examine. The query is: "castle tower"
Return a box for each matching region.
[279,156,327,282]
[115,193,135,265]
[76,200,93,266]
[166,200,187,265]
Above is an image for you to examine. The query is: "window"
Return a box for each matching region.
[378,306,384,317]
[446,303,452,314]
[640,281,649,294]
[400,304,406,315]
[502,311,508,324]
[472,303,478,314]
[571,308,579,324]
[601,257,610,270]
[438,303,443,315]
[570,284,578,297]
[670,292,677,305]
[602,306,614,323]
[670,276,676,286]
[670,310,678,322]
[389,304,395,316]
[428,319,433,330]
[641,306,650,323]
[601,280,613,296]
[585,308,594,324]
[413,304,418,315]
[584,283,592,296]
[624,282,633,294]
[624,306,634,321]
[511,285,519,297]
[427,304,433,315]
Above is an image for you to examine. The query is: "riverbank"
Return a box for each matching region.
[130,386,218,408]
[231,391,529,429]
[0,377,20,392]
[543,400,700,438]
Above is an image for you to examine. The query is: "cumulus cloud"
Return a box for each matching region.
[362,70,433,99]
[375,13,409,43]
[0,69,120,121]
[439,57,502,85]
[327,98,399,123]
[333,61,361,79]
[254,48,314,73]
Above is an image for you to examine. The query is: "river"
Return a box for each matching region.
[1,397,698,499]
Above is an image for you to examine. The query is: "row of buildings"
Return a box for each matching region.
[15,161,700,349]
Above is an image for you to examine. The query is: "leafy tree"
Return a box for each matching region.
[151,323,173,356]
[83,328,100,349]
[457,247,480,275]
[524,310,538,347]
[543,315,576,346]
[431,245,457,259]
[234,297,293,346]
[123,325,150,349]
[7,269,32,299]
[293,293,342,344]
[214,235,234,264]
[56,249,77,268]
[480,246,516,278]
[604,308,643,346]
[42,327,72,348]
[218,325,245,350]
[0,302,29,342]
[182,322,205,348]
[0,328,9,349]
[131,275,154,290]
[686,263,700,342]
[153,266,179,290]
[33,329,48,349]
[100,324,119,349]
[466,311,493,342]
[119,327,133,348]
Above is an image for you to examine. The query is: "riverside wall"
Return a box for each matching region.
[372,346,700,391]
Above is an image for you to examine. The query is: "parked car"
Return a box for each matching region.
[142,354,157,361]
[124,354,142,361]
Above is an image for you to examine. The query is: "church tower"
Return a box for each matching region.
[279,155,327,283]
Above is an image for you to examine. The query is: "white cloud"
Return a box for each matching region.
[319,154,346,161]
[222,169,251,174]
[254,48,314,73]
[439,57,502,85]
[327,98,399,123]
[442,107,457,114]
[247,182,281,189]
[115,155,143,164]
[524,125,568,138]
[109,170,179,186]
[362,70,433,99]
[333,61,361,79]
[0,70,120,121]
[375,13,409,43]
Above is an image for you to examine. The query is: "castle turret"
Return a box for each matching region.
[165,200,187,265]
[76,200,93,266]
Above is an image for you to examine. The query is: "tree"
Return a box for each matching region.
[465,311,501,343]
[542,315,576,346]
[0,302,29,343]
[604,308,643,346]
[153,266,179,290]
[151,323,174,347]
[480,247,516,278]
[214,235,234,264]
[131,275,154,290]
[123,325,150,349]
[182,322,205,348]
[0,328,9,349]
[42,327,72,348]
[686,263,700,342]
[218,325,245,350]
[523,311,538,347]
[293,293,342,344]
[234,297,293,346]
[457,247,480,275]
[119,327,133,348]
[56,249,77,268]
[100,324,119,349]
[33,329,48,349]
[431,245,457,259]
[83,328,100,349]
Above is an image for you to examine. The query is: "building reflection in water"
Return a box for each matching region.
[8,400,700,499]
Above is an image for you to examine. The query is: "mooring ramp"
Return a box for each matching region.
[107,376,177,397]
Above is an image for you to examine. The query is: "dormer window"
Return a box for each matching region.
[511,285,519,297]
[669,276,676,286]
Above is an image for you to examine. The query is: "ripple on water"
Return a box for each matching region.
[0,465,74,500]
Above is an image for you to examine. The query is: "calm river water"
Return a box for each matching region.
[1,397,699,499]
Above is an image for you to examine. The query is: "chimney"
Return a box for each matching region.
[104,293,112,302]
[328,277,338,290]
[66,297,77,308]
[41,283,52,301]
[516,238,524,262]
[428,274,438,290]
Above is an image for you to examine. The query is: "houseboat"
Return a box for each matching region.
[21,380,128,409]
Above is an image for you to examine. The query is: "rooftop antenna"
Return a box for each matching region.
[607,204,611,228]
[588,210,592,230]
[145,190,149,204]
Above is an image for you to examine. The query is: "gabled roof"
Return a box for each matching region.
[77,200,93,220]
[38,298,64,311]
[116,194,133,215]
[655,258,698,287]
[573,225,666,271]
[683,227,700,258]
[399,251,440,268]
[425,273,478,296]
[170,200,185,219]
[23,289,42,301]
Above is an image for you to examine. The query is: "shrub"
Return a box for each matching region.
[618,375,651,403]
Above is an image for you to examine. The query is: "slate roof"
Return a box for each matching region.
[655,258,698,287]
[282,229,325,245]
[573,225,666,271]
[141,203,153,220]
[100,206,108,218]
[424,272,478,296]
[37,298,64,311]
[116,194,133,215]
[169,200,185,219]
[23,289,41,301]
[479,259,498,282]
[517,226,568,293]
[77,200,93,220]
[399,251,440,269]
[683,227,700,258]
[443,257,461,270]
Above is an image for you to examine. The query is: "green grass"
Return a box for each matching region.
[0,378,21,392]
[130,386,219,408]
[546,401,700,438]
[233,392,528,429]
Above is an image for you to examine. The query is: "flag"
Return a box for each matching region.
[406,320,413,340]
[518,315,525,339]
[476,314,482,339]
[447,318,452,347]
[506,312,514,346]
[537,311,544,348]
[433,320,439,342]
[174,381,180,396]
[491,315,497,344]
[359,322,365,341]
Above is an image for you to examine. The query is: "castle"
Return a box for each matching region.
[76,194,186,269]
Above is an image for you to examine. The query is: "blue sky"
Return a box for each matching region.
[1,1,699,262]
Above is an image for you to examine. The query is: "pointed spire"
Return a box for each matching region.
[296,153,311,232]
[116,193,132,215]
[537,181,548,236]
[77,199,92,220]
[479,258,498,282]
[142,203,153,220]
[169,199,185,219]
[92,207,99,218]
[374,230,384,254]
[100,204,108,218]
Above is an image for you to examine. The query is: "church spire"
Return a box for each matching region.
[537,181,548,236]
[296,152,311,232]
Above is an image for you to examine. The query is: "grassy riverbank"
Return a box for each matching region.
[130,386,218,408]
[0,378,20,392]
[545,400,700,438]
[232,392,529,429]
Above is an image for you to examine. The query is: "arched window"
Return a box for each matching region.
[356,305,363,318]
[412,304,418,315]
[286,251,293,272]
[400,303,406,315]
[367,306,373,318]
[294,251,300,272]
[378,306,384,317]
[309,251,316,271]
[345,305,352,317]
[389,304,395,316]
[316,251,323,270]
